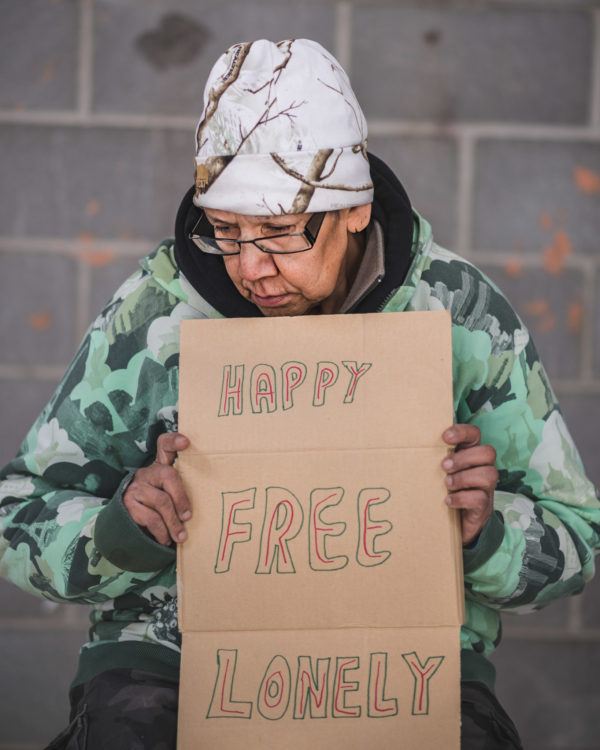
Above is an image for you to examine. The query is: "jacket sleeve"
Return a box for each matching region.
[451,302,600,614]
[0,267,184,604]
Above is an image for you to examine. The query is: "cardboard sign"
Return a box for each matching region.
[176,311,463,749]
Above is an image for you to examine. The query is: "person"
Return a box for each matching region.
[0,38,598,750]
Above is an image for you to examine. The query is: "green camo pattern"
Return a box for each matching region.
[1,213,599,682]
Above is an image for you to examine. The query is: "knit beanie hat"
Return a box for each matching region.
[193,38,373,215]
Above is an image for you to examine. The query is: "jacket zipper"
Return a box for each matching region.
[376,287,401,312]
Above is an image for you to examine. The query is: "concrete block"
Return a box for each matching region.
[0,125,190,241]
[501,597,571,632]
[557,393,600,491]
[491,640,600,748]
[0,379,59,463]
[0,252,77,365]
[352,7,592,124]
[595,268,600,379]
[94,1,335,115]
[478,263,584,380]
[0,578,52,619]
[0,579,87,625]
[0,629,87,744]
[473,140,600,255]
[0,0,78,112]
[368,136,458,249]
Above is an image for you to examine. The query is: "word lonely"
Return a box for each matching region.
[218,360,372,415]
[207,648,444,720]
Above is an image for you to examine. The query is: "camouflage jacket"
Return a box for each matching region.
[1,211,599,692]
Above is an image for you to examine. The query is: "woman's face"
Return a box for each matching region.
[204,205,371,317]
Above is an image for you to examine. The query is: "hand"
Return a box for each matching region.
[441,424,497,547]
[123,432,191,546]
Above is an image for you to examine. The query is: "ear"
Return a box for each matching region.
[347,203,372,234]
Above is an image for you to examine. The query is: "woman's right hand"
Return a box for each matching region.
[123,432,191,546]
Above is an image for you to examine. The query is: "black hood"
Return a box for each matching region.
[174,152,414,317]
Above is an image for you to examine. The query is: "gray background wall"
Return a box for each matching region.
[1,0,600,747]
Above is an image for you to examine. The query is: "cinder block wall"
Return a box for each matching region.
[1,1,599,747]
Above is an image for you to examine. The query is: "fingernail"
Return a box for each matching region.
[177,531,187,542]
[181,511,191,521]
[445,496,452,506]
[445,475,453,488]
[442,458,453,470]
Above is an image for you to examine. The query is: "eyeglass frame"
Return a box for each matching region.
[188,210,327,256]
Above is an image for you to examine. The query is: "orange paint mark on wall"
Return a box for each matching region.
[117,229,140,240]
[542,230,573,275]
[568,302,584,335]
[504,259,524,278]
[574,166,600,195]
[539,212,553,231]
[75,233,116,267]
[524,299,550,317]
[77,248,116,268]
[523,300,556,334]
[28,311,53,331]
[85,200,101,217]
[35,60,56,87]
[537,315,557,334]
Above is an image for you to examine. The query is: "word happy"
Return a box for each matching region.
[218,360,372,416]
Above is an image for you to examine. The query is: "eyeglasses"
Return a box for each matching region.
[189,211,326,256]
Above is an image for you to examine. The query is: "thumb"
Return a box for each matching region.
[155,432,189,465]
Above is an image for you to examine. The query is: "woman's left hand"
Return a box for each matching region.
[441,424,498,547]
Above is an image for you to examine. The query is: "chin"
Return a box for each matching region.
[259,306,298,317]
[257,302,314,317]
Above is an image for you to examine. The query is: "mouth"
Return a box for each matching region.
[251,292,292,308]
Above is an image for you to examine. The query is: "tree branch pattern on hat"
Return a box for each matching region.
[272,150,373,213]
[193,39,374,213]
[195,42,253,153]
[194,40,307,200]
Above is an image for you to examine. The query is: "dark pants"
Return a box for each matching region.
[45,669,523,750]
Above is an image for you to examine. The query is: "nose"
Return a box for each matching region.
[237,242,279,282]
